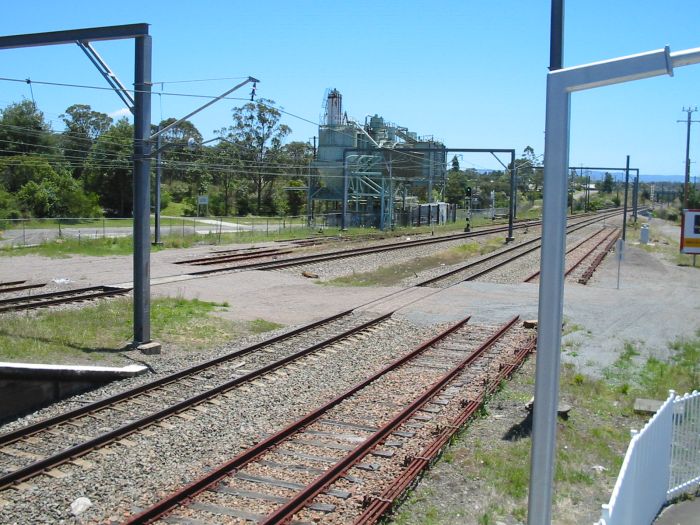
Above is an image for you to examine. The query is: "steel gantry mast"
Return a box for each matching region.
[0,23,154,349]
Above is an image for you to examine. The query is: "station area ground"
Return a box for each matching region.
[1,216,699,523]
[2,218,697,373]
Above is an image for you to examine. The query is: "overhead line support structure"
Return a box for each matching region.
[570,165,640,238]
[0,24,154,347]
[149,77,258,244]
[416,148,516,241]
[528,45,700,525]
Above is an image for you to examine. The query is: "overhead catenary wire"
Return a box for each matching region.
[1,76,455,167]
[1,77,510,174]
[0,121,479,174]
[0,77,518,174]
[3,77,492,178]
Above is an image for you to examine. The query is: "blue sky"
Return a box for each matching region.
[1,1,700,176]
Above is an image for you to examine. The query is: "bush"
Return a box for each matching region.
[0,187,21,220]
[168,181,190,203]
[16,173,101,218]
[159,189,172,211]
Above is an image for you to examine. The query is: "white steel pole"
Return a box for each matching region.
[527,45,700,525]
[527,74,570,525]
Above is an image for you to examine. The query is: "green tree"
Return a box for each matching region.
[689,186,700,209]
[202,139,249,216]
[85,118,133,216]
[281,141,313,216]
[17,171,101,218]
[154,118,203,187]
[221,99,291,214]
[0,187,20,220]
[284,179,306,216]
[444,169,468,205]
[516,146,541,192]
[60,104,112,178]
[0,155,58,192]
[0,100,53,157]
[601,172,614,193]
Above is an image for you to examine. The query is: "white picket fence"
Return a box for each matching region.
[598,390,700,525]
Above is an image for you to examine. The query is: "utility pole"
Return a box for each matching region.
[154,125,162,245]
[586,172,591,210]
[623,155,630,241]
[632,171,640,222]
[570,169,574,214]
[310,136,317,159]
[678,106,699,209]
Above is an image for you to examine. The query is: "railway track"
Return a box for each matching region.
[415,211,620,287]
[124,316,535,525]
[174,247,295,266]
[0,310,399,491]
[0,285,131,313]
[0,208,623,522]
[187,221,536,275]
[577,228,622,284]
[187,210,623,277]
[525,226,620,283]
[0,280,46,294]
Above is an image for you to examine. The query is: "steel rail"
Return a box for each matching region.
[562,227,619,277]
[523,227,612,282]
[0,282,46,294]
[460,217,620,284]
[0,284,112,305]
[0,309,354,448]
[417,212,619,287]
[122,315,475,524]
[0,285,131,313]
[124,316,521,524]
[561,227,620,280]
[355,336,537,524]
[0,280,26,287]
[0,311,389,490]
[578,229,621,284]
[260,316,521,525]
[187,222,541,276]
[174,247,293,265]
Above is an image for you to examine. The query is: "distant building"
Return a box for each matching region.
[310,89,447,229]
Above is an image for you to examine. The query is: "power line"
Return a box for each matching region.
[0,76,453,166]
[153,76,249,84]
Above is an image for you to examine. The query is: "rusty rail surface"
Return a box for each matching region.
[578,229,621,284]
[355,336,537,523]
[0,285,130,313]
[524,227,618,283]
[124,316,524,524]
[0,310,391,490]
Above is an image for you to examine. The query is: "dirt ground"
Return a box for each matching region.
[1,217,698,523]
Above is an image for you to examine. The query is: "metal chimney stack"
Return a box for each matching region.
[326,89,342,125]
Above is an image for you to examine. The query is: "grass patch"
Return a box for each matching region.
[161,201,188,217]
[322,240,504,287]
[248,318,284,334]
[638,331,700,397]
[0,297,279,364]
[0,214,517,257]
[636,222,700,268]
[0,235,145,258]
